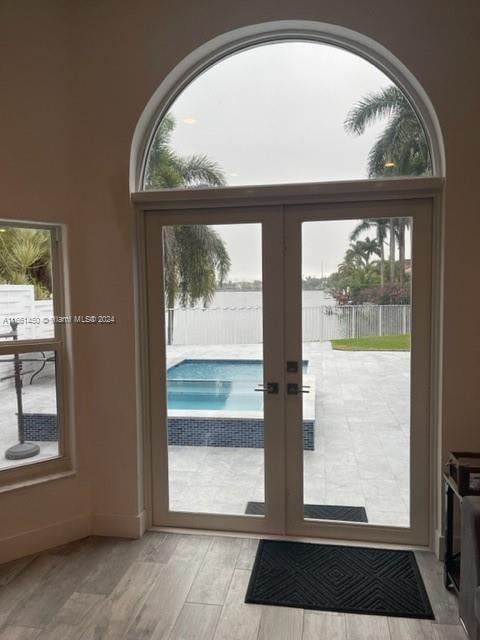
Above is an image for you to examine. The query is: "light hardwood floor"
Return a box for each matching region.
[0,533,466,640]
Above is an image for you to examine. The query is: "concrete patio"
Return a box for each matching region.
[167,342,410,528]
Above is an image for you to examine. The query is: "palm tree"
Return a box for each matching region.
[344,85,431,178]
[395,217,411,284]
[350,219,389,285]
[336,246,380,304]
[142,114,230,343]
[359,237,381,264]
[345,86,431,286]
[388,218,395,284]
[343,238,379,269]
[144,114,226,189]
[164,225,231,344]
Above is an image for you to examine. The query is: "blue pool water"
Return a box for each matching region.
[167,359,308,411]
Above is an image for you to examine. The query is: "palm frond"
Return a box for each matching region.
[349,219,372,241]
[164,225,231,310]
[177,154,226,187]
[344,86,406,135]
[366,111,431,177]
[144,113,226,190]
[345,85,431,177]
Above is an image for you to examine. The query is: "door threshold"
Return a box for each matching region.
[148,525,432,552]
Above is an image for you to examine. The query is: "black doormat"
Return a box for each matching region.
[245,540,434,619]
[246,502,368,523]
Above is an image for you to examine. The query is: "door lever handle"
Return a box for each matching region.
[255,382,279,394]
[287,383,310,395]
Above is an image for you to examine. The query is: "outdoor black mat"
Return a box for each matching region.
[246,501,368,523]
[245,540,434,619]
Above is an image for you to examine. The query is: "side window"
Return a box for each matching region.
[0,224,67,479]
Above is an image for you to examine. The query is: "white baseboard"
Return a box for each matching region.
[93,510,147,539]
[434,527,444,559]
[0,510,148,564]
[0,513,92,564]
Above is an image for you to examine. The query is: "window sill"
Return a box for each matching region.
[0,459,76,494]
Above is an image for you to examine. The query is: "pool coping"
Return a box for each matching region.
[167,372,316,422]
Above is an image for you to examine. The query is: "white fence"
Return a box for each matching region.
[0,285,54,341]
[0,285,411,348]
[169,307,263,346]
[302,305,411,342]
[167,304,411,345]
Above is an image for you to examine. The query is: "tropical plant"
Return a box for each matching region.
[357,283,410,305]
[354,238,380,266]
[350,216,412,285]
[0,228,52,298]
[164,225,231,344]
[395,218,411,284]
[344,85,431,178]
[142,113,230,343]
[144,114,226,190]
[350,220,389,285]
[327,239,382,304]
[345,85,431,287]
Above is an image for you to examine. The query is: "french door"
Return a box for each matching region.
[141,185,437,546]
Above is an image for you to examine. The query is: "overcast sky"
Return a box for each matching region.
[209,219,410,282]
[166,42,406,278]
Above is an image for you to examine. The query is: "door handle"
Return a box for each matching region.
[255,382,279,394]
[287,383,310,395]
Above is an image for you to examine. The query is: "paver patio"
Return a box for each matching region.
[0,342,410,527]
[0,364,58,471]
[166,342,410,527]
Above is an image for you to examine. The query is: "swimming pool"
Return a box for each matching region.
[167,359,308,411]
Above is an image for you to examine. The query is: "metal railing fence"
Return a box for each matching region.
[167,304,411,345]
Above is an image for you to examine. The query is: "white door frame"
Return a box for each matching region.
[143,206,287,534]
[134,177,443,547]
[283,198,434,546]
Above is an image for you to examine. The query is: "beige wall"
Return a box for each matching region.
[0,0,479,560]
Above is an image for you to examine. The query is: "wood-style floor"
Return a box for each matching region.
[0,533,466,639]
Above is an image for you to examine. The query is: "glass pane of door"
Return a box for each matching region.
[301,217,412,528]
[163,223,266,516]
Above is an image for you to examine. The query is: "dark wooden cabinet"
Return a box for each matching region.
[444,473,461,592]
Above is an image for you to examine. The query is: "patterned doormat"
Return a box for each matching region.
[246,540,434,619]
[245,502,368,523]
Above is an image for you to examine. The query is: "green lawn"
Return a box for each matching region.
[331,334,411,351]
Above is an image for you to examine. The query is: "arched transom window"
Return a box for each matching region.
[142,41,432,190]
